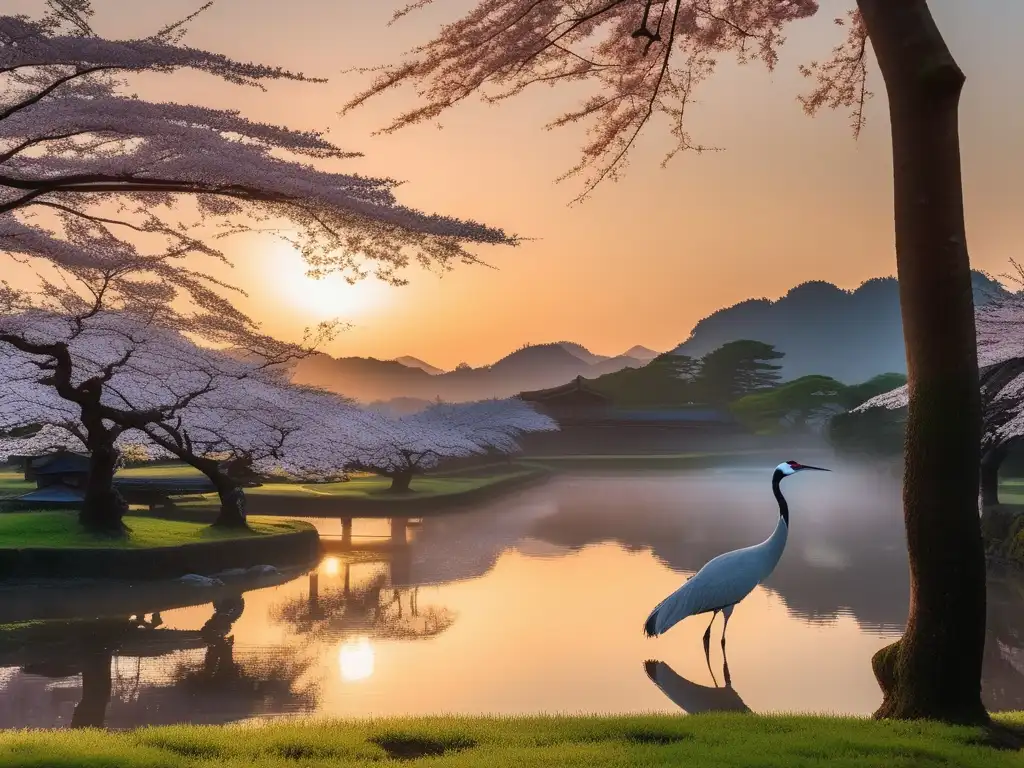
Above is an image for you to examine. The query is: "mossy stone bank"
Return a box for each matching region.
[0,513,319,580]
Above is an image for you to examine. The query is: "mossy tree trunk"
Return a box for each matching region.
[980,444,1007,507]
[858,0,988,724]
[212,480,248,529]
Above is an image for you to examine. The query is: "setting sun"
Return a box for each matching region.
[338,637,375,682]
[265,242,390,321]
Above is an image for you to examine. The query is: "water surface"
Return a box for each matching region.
[2,465,1022,728]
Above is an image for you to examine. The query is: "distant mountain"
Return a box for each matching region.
[557,341,608,365]
[394,355,444,375]
[672,271,1008,384]
[622,345,660,361]
[289,342,645,403]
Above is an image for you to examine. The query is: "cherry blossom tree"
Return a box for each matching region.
[0,301,336,531]
[348,398,558,492]
[122,377,384,529]
[857,296,1024,508]
[1,3,515,288]
[0,301,368,529]
[344,0,987,723]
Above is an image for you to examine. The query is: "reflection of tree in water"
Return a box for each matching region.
[0,596,317,729]
[0,616,202,728]
[142,594,318,726]
[273,564,455,643]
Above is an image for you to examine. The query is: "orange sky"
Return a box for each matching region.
[9,1,1024,369]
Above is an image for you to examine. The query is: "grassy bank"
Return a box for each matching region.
[0,511,310,549]
[2,714,1021,767]
[248,465,539,501]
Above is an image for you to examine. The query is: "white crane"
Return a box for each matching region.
[643,460,830,658]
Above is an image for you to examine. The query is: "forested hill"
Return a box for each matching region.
[673,272,1007,383]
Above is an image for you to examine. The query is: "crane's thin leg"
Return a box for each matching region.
[720,604,734,649]
[702,610,718,670]
[704,614,720,663]
[721,604,735,688]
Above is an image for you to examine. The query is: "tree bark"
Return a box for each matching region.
[211,474,248,529]
[389,470,414,493]
[857,0,988,724]
[182,454,249,529]
[980,444,1007,507]
[79,439,128,533]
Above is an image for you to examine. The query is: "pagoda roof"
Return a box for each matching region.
[519,375,610,403]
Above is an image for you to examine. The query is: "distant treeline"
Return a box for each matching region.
[578,339,907,449]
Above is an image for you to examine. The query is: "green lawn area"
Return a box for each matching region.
[0,469,32,498]
[1,462,541,508]
[1,714,1021,767]
[0,511,311,549]
[247,466,538,501]
[117,463,205,478]
[997,478,1024,505]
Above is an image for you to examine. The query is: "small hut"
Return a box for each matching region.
[21,451,90,485]
[519,375,611,412]
[12,451,91,505]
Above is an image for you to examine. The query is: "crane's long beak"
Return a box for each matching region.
[799,464,831,472]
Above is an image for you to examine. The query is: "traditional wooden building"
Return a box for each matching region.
[10,450,216,508]
[518,377,746,454]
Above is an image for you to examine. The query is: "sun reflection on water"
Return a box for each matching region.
[338,637,375,682]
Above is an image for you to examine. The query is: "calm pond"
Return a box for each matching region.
[2,464,1023,728]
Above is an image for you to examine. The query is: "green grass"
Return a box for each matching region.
[0,511,312,549]
[116,463,205,479]
[247,467,537,501]
[2,462,540,509]
[0,714,1020,767]
[0,469,33,498]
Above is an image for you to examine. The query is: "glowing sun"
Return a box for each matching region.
[267,242,388,320]
[338,637,375,682]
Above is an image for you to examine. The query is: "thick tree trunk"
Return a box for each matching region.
[184,455,248,529]
[79,440,128,533]
[858,0,988,724]
[212,475,248,529]
[389,470,414,493]
[980,445,1007,507]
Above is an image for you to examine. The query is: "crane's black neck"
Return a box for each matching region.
[772,469,789,526]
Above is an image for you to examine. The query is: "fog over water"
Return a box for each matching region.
[1,462,1021,728]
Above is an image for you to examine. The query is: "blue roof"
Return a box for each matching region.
[31,454,89,475]
[17,485,85,504]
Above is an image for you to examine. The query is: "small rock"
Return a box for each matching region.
[176,574,224,587]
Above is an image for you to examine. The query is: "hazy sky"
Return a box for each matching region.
[9,1,1024,368]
